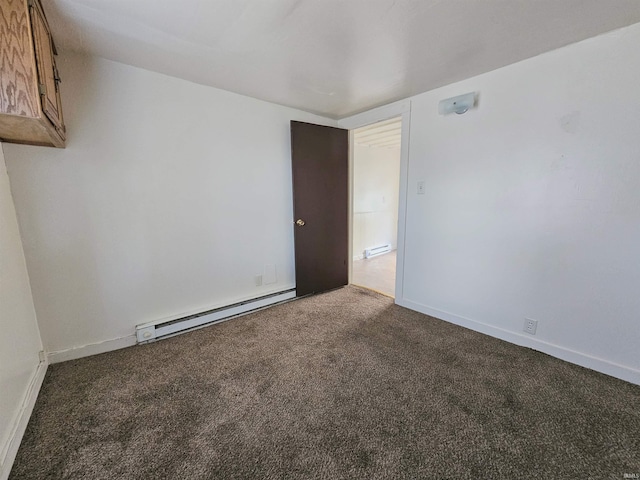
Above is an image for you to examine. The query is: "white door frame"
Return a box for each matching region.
[338,100,411,302]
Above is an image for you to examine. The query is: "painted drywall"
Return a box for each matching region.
[399,23,640,382]
[0,144,43,473]
[3,51,336,355]
[352,144,401,259]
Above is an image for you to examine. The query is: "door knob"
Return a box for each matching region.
[296,219,306,226]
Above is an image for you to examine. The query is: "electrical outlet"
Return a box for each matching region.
[255,275,263,286]
[417,181,426,195]
[524,318,538,335]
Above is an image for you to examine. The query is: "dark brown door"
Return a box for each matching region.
[291,121,348,297]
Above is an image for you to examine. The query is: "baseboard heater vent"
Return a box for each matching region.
[135,288,296,343]
[364,244,391,259]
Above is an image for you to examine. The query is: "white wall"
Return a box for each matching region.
[399,24,640,383]
[4,23,640,385]
[0,144,44,477]
[3,52,336,356]
[352,144,400,259]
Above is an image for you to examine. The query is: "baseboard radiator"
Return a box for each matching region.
[364,244,391,259]
[135,288,296,343]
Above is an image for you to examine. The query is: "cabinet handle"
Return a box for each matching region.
[53,67,61,92]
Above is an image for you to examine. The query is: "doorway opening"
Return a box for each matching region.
[350,116,402,298]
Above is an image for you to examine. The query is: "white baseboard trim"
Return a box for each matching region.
[396,298,640,386]
[47,335,137,364]
[0,359,48,480]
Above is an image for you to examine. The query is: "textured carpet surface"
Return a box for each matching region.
[11,286,640,479]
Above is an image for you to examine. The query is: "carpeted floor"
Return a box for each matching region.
[11,286,640,479]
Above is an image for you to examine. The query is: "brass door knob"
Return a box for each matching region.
[296,219,306,226]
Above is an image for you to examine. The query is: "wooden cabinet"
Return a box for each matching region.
[0,0,65,147]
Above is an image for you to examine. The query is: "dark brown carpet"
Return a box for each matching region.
[11,286,640,479]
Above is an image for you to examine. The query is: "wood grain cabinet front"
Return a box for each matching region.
[0,0,65,147]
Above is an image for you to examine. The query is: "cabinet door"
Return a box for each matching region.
[0,0,39,117]
[29,0,64,131]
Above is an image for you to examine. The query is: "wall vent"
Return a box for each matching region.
[135,288,296,343]
[364,244,391,259]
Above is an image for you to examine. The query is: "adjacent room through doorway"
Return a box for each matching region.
[350,117,402,297]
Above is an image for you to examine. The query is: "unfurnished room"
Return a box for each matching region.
[1,1,640,479]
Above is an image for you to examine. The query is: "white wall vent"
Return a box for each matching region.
[364,244,391,259]
[135,288,296,343]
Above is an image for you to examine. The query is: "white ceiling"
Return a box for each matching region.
[44,0,640,119]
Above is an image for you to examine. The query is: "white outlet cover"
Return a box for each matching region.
[524,318,538,335]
